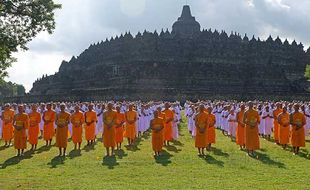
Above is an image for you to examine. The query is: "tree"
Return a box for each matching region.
[0,79,25,97]
[0,0,61,78]
[305,65,310,81]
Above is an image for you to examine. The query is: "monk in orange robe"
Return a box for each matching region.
[43,103,56,146]
[70,105,84,150]
[290,104,306,155]
[151,110,164,156]
[273,103,283,144]
[13,105,29,156]
[163,103,175,146]
[194,104,208,156]
[55,104,70,156]
[206,107,216,150]
[1,104,15,147]
[103,103,117,156]
[115,106,125,150]
[84,104,97,145]
[236,104,245,150]
[243,102,260,157]
[124,104,137,146]
[278,107,290,150]
[28,104,41,150]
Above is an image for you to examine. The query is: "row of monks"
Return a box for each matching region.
[0,100,309,157]
[185,101,309,156]
[0,102,181,157]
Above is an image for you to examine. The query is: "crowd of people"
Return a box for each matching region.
[0,100,309,158]
[0,101,181,157]
[185,100,309,156]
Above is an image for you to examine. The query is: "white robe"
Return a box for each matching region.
[262,110,273,136]
[228,114,237,137]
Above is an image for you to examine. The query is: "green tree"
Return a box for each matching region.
[0,79,26,97]
[305,65,310,80]
[0,0,61,78]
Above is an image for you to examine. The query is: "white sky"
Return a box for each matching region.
[6,0,310,92]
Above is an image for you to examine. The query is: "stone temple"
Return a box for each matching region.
[28,5,309,102]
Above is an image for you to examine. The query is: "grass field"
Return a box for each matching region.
[0,114,310,190]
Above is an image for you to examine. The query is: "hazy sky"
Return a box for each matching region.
[6,0,310,92]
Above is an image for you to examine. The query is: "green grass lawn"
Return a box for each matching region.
[0,115,310,190]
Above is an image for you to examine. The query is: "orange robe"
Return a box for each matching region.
[244,109,260,151]
[56,112,70,148]
[163,109,175,141]
[84,111,97,141]
[28,111,41,145]
[14,113,29,149]
[71,111,84,144]
[103,111,117,148]
[207,113,216,144]
[236,111,245,146]
[195,112,208,148]
[115,112,125,143]
[151,117,164,152]
[291,112,306,147]
[124,111,137,140]
[273,109,282,141]
[278,112,290,145]
[2,109,15,141]
[43,110,56,141]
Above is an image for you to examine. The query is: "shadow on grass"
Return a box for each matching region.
[282,145,310,160]
[82,143,96,152]
[102,155,119,169]
[36,145,52,154]
[115,149,128,159]
[0,145,8,151]
[255,151,286,168]
[202,154,224,167]
[297,149,310,160]
[154,150,172,166]
[0,156,21,169]
[48,156,65,168]
[171,140,184,147]
[96,137,103,143]
[165,144,182,153]
[125,138,141,152]
[211,147,229,157]
[0,149,34,169]
[141,132,150,140]
[68,149,82,159]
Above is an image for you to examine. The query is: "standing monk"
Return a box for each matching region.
[1,104,15,147]
[273,103,283,144]
[206,107,216,150]
[124,104,137,146]
[115,106,125,150]
[71,105,84,150]
[194,105,208,156]
[243,102,260,157]
[290,104,306,155]
[236,104,245,150]
[103,103,117,156]
[163,103,175,146]
[43,103,56,146]
[278,107,290,150]
[150,110,165,156]
[84,104,97,145]
[28,104,41,150]
[55,104,70,156]
[13,105,29,156]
